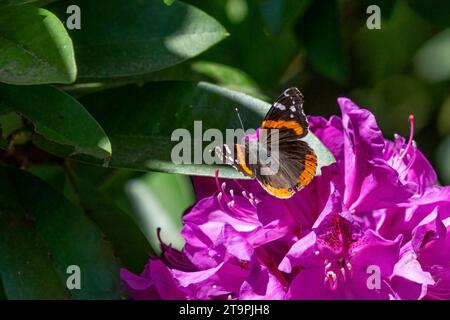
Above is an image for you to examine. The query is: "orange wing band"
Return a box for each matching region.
[236,144,253,176]
[261,183,295,199]
[298,151,317,187]
[262,120,304,136]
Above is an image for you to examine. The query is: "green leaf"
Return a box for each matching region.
[0,0,41,7]
[355,1,432,84]
[350,75,433,137]
[190,61,265,98]
[67,170,155,273]
[0,5,76,84]
[0,165,122,299]
[48,0,228,81]
[125,172,194,253]
[407,0,450,27]
[0,84,111,160]
[184,0,300,90]
[68,81,334,179]
[259,0,312,34]
[295,0,348,84]
[0,112,23,149]
[28,163,155,273]
[414,28,450,82]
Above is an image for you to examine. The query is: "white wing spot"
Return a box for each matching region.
[290,114,294,118]
[274,102,286,110]
[290,106,296,112]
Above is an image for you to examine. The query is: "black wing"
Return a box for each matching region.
[254,127,317,198]
[262,87,309,139]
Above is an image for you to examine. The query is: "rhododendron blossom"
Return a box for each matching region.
[121,98,449,300]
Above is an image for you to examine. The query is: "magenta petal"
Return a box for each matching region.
[415,218,450,300]
[351,231,403,278]
[191,176,256,201]
[120,260,186,300]
[308,115,344,160]
[173,262,249,300]
[384,135,438,193]
[219,224,254,261]
[406,149,438,192]
[183,196,260,240]
[287,266,395,300]
[278,231,318,273]
[348,159,415,212]
[338,98,384,204]
[150,260,187,300]
[191,176,218,200]
[120,268,159,300]
[240,262,286,300]
[411,208,447,253]
[390,250,434,300]
[378,186,450,242]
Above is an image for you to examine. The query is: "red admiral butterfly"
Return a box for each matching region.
[216,87,317,199]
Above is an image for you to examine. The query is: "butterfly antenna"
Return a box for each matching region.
[235,107,245,130]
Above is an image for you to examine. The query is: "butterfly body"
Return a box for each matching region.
[217,88,317,199]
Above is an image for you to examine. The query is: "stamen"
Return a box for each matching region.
[403,140,417,172]
[341,267,347,282]
[156,227,164,244]
[214,169,259,223]
[325,271,338,290]
[399,115,415,160]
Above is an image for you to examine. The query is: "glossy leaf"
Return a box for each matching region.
[69,172,155,273]
[125,172,195,253]
[0,5,76,84]
[295,0,348,84]
[0,84,111,160]
[0,165,122,299]
[355,1,432,84]
[415,28,450,82]
[48,0,228,81]
[0,0,37,6]
[72,82,334,179]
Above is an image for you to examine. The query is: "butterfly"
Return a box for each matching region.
[215,87,317,199]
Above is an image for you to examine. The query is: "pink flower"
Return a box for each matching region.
[279,188,405,299]
[121,97,448,300]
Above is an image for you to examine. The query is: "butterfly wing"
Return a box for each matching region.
[215,143,255,178]
[262,87,309,139]
[215,87,317,199]
[255,87,316,198]
[255,127,317,198]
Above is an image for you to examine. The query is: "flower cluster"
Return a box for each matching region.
[121,98,450,300]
